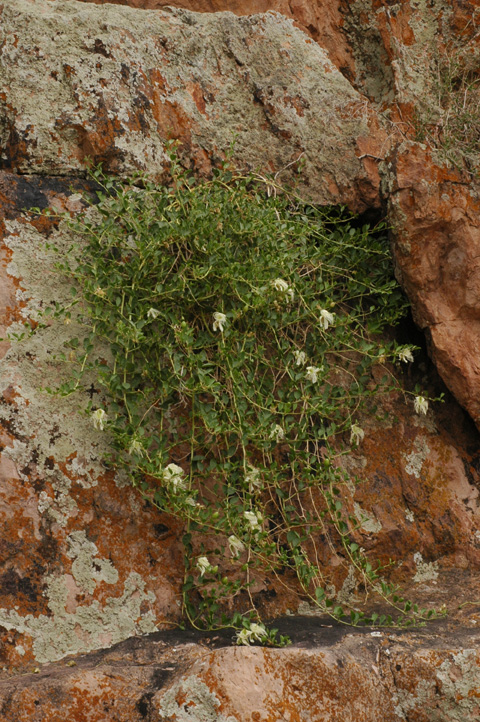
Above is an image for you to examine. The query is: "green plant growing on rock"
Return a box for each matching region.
[33,147,442,643]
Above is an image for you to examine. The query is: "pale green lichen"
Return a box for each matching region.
[38,478,78,528]
[296,601,317,616]
[435,650,480,718]
[66,530,119,594]
[413,552,439,583]
[0,572,157,663]
[295,564,360,613]
[404,437,430,479]
[394,650,480,721]
[158,676,238,722]
[353,502,382,534]
[388,0,453,111]
[336,565,361,605]
[343,0,395,104]
[0,218,159,663]
[344,0,454,115]
[0,454,155,661]
[393,677,436,720]
[45,574,70,618]
[1,221,112,528]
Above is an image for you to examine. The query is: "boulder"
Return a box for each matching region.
[2,619,480,721]
[0,172,184,670]
[4,155,480,678]
[69,0,357,83]
[0,0,384,211]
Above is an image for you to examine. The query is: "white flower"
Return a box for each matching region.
[305,365,321,384]
[272,278,294,302]
[350,423,365,445]
[319,309,335,330]
[147,307,160,320]
[244,510,263,531]
[269,424,285,442]
[414,396,429,415]
[249,622,267,640]
[272,278,289,292]
[212,311,227,332]
[163,462,186,491]
[236,622,267,646]
[398,347,414,363]
[196,556,211,577]
[228,535,245,558]
[94,287,106,298]
[128,438,145,457]
[236,628,254,645]
[92,408,107,431]
[245,465,262,490]
[293,349,307,366]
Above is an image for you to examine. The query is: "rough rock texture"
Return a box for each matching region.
[388,144,480,428]
[0,173,184,670]
[71,0,480,105]
[1,0,480,719]
[0,0,385,211]
[2,618,480,721]
[75,0,357,80]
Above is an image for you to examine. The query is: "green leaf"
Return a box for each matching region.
[286,530,301,548]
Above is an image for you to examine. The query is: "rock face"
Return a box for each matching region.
[389,144,480,428]
[2,619,480,722]
[75,0,357,81]
[0,0,384,211]
[1,0,480,719]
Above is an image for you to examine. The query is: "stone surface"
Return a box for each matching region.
[1,0,480,719]
[71,0,480,107]
[0,173,184,671]
[0,0,384,212]
[17,0,480,430]
[2,617,480,721]
[75,0,357,82]
[388,144,480,429]
[3,168,480,676]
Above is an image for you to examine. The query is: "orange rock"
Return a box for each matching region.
[2,2,480,705]
[2,622,480,721]
[0,175,184,673]
[388,144,480,428]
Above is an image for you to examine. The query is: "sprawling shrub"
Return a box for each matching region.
[35,149,439,644]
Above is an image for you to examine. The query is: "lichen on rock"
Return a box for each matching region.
[1,2,480,719]
[0,571,157,664]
